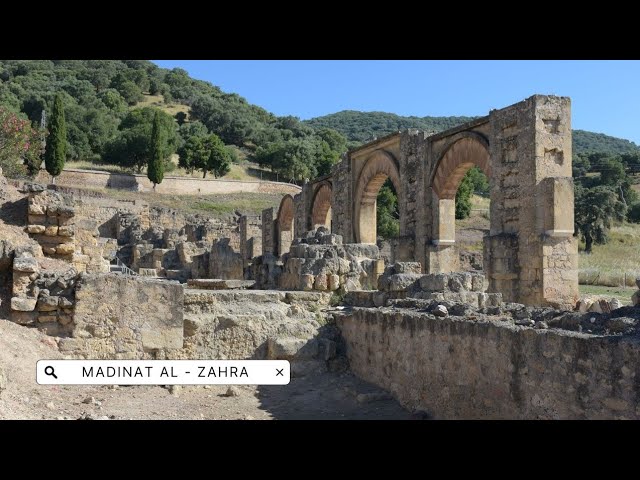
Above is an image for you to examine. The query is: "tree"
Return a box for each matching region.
[376,179,399,239]
[203,134,231,178]
[178,133,231,178]
[455,171,474,219]
[175,111,187,126]
[104,107,179,172]
[147,112,164,189]
[44,93,66,181]
[177,135,206,174]
[0,106,42,177]
[574,185,626,253]
[627,202,640,223]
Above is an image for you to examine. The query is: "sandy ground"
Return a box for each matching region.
[0,319,413,420]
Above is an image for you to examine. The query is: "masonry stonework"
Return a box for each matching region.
[267,95,578,307]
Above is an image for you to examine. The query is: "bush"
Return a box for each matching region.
[627,202,640,223]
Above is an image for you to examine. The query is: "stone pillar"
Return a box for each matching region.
[331,155,353,243]
[484,95,578,307]
[261,207,276,256]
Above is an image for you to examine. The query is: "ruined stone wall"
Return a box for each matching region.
[261,207,276,256]
[35,168,301,195]
[10,244,79,335]
[24,186,76,259]
[338,308,640,419]
[278,228,384,292]
[239,215,262,267]
[330,156,353,243]
[59,274,184,359]
[210,239,243,280]
[484,95,578,307]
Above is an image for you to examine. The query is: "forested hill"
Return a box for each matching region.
[1,60,638,182]
[305,111,640,156]
[304,111,477,144]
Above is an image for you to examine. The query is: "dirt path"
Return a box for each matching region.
[0,319,412,420]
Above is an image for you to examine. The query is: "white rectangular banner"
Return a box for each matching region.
[37,360,290,385]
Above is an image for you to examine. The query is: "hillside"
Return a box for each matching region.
[304,110,477,144]
[1,60,639,182]
[305,111,640,156]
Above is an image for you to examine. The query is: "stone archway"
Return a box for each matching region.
[310,183,332,230]
[276,195,295,256]
[354,150,401,244]
[431,134,490,245]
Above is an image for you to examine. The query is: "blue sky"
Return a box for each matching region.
[153,60,640,144]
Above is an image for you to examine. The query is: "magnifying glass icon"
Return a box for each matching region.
[44,366,58,379]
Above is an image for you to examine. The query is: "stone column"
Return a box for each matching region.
[484,95,578,307]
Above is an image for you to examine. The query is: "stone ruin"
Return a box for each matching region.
[4,94,640,419]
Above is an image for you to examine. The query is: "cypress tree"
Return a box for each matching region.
[44,93,66,182]
[147,111,164,190]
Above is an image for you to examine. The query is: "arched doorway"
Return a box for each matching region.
[354,151,401,244]
[276,195,295,256]
[431,134,491,246]
[310,183,332,230]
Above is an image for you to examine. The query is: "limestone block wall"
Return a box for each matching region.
[210,239,243,280]
[329,157,352,243]
[59,274,184,359]
[239,215,262,267]
[10,246,79,335]
[338,308,640,419]
[485,95,578,307]
[261,207,276,256]
[24,186,76,259]
[278,228,384,292]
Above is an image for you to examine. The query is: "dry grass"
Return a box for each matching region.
[74,186,283,218]
[578,284,634,305]
[578,223,640,285]
[135,94,189,118]
[65,160,274,184]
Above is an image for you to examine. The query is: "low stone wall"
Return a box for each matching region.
[337,307,640,419]
[59,274,184,359]
[35,168,301,195]
[180,289,338,374]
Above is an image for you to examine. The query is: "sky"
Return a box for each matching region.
[153,60,640,144]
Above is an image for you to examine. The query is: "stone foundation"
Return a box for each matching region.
[337,307,640,419]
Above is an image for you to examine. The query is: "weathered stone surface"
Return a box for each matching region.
[56,244,75,255]
[44,225,59,236]
[269,95,576,307]
[300,274,314,291]
[11,297,37,312]
[57,226,74,237]
[37,295,59,312]
[186,279,255,290]
[267,337,319,360]
[0,366,6,396]
[70,275,184,359]
[27,225,46,234]
[577,296,623,314]
[433,305,448,317]
[13,256,39,273]
[338,307,640,419]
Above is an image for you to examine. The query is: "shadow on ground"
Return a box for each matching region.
[0,197,28,226]
[256,371,417,420]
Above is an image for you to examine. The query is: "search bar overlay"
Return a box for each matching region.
[37,360,290,385]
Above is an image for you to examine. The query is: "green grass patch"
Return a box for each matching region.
[579,284,633,305]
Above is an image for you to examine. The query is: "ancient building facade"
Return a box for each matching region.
[265,95,578,307]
